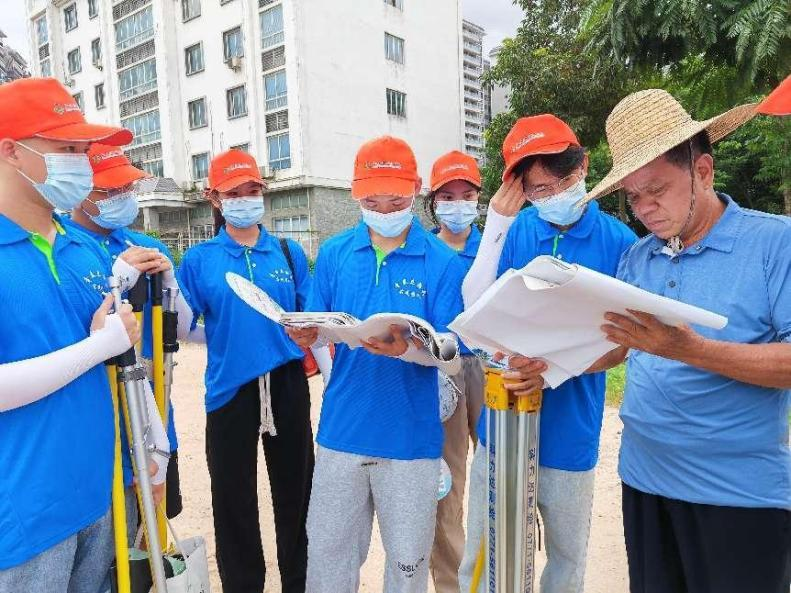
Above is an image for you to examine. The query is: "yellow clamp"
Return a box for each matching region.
[484,367,542,414]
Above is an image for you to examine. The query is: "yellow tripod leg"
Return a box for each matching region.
[108,366,131,593]
[470,538,486,593]
[151,298,168,551]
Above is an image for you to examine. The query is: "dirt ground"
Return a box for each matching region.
[169,343,629,592]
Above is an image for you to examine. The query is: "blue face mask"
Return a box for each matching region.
[532,179,587,226]
[360,200,414,238]
[86,191,140,230]
[17,143,94,212]
[436,200,478,234]
[221,196,265,229]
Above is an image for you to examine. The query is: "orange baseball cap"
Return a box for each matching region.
[501,114,580,181]
[0,78,132,145]
[88,143,149,189]
[208,149,265,192]
[430,150,481,191]
[351,136,419,199]
[757,75,791,116]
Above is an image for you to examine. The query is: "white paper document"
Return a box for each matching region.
[226,272,460,373]
[449,256,728,388]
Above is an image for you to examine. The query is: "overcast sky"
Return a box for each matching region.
[2,0,523,65]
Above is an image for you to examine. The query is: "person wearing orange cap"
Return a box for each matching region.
[422,150,486,593]
[458,115,637,593]
[0,78,142,592]
[758,74,791,116]
[176,149,330,593]
[285,136,466,593]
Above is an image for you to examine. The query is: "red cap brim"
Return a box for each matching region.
[430,173,482,192]
[93,165,149,189]
[351,176,416,200]
[35,122,133,146]
[214,174,265,193]
[502,141,572,181]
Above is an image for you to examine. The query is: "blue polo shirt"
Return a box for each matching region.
[0,214,115,569]
[177,226,308,413]
[62,218,179,458]
[617,194,791,509]
[477,201,637,471]
[308,218,465,460]
[432,225,482,356]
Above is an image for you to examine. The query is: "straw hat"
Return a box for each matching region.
[581,89,757,204]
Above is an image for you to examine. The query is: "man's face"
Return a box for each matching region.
[81,182,137,217]
[435,179,479,203]
[359,194,413,214]
[622,155,701,239]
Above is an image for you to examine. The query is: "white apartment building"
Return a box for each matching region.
[25,0,465,255]
[488,45,510,119]
[461,19,485,161]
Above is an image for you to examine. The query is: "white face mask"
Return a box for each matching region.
[221,196,265,229]
[360,199,415,237]
[16,143,94,211]
[532,179,587,226]
[435,200,478,233]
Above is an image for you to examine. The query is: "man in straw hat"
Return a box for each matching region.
[582,88,791,593]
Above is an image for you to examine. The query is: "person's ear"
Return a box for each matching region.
[0,139,23,168]
[694,153,714,189]
[581,153,590,177]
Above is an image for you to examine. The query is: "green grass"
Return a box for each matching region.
[605,364,626,407]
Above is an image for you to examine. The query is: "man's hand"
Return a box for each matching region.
[490,174,527,217]
[495,352,547,395]
[91,293,140,345]
[133,460,164,506]
[286,326,319,348]
[602,309,702,361]
[361,325,422,358]
[120,246,172,275]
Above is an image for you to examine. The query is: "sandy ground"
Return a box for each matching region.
[170,343,629,592]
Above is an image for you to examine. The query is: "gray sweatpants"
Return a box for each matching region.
[306,446,440,593]
[459,445,596,593]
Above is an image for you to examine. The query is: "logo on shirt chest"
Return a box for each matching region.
[269,268,294,283]
[82,270,108,295]
[394,277,427,299]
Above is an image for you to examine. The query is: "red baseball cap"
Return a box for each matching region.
[430,151,481,191]
[208,150,265,192]
[88,143,149,189]
[0,78,132,145]
[757,75,791,116]
[351,136,419,199]
[501,114,580,181]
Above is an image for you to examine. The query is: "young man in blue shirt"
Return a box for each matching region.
[287,136,466,593]
[459,115,637,593]
[0,78,141,593]
[588,89,789,593]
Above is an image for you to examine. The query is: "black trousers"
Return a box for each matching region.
[206,360,314,593]
[165,449,183,519]
[622,482,791,593]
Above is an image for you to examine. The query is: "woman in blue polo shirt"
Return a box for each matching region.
[177,149,329,593]
[423,150,485,593]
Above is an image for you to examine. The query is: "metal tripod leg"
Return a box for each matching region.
[109,276,168,593]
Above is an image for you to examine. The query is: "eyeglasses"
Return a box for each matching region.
[524,170,583,201]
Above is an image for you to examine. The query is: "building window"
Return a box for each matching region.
[115,6,154,51]
[40,60,52,77]
[384,0,403,8]
[72,92,84,112]
[231,143,249,153]
[264,70,287,111]
[385,33,404,64]
[188,98,207,129]
[261,46,285,71]
[267,133,290,170]
[226,85,248,119]
[122,110,161,146]
[273,215,308,239]
[182,0,201,22]
[271,193,307,210]
[223,27,244,61]
[260,5,284,49]
[386,88,406,117]
[67,48,82,74]
[35,16,48,47]
[88,0,98,19]
[191,152,210,180]
[64,4,78,32]
[95,84,105,109]
[265,110,288,133]
[91,38,101,66]
[118,59,157,101]
[184,43,204,75]
[141,160,164,177]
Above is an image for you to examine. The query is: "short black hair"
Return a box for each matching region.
[663,131,713,169]
[512,146,586,183]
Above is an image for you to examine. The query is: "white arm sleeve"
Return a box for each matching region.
[398,342,462,375]
[0,315,132,412]
[461,205,516,308]
[141,380,170,485]
[112,257,141,294]
[310,345,333,386]
[162,268,196,340]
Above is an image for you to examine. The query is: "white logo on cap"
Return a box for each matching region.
[53,103,82,116]
[511,132,545,153]
[366,161,403,170]
[223,163,253,174]
[91,150,124,164]
[440,164,469,174]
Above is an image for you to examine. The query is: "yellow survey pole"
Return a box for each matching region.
[107,364,131,593]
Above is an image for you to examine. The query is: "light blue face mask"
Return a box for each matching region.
[532,178,587,226]
[360,200,414,238]
[436,200,478,234]
[86,191,140,230]
[17,143,94,212]
[221,196,265,229]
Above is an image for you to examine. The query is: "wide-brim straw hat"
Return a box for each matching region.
[580,89,757,204]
